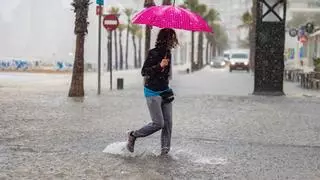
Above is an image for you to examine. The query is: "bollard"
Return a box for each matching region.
[117,78,124,90]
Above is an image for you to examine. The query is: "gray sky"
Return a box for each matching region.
[0,0,210,64]
[0,0,168,63]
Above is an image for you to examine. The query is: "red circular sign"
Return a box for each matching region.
[103,14,119,31]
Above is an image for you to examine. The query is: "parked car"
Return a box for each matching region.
[223,50,231,62]
[210,56,226,68]
[229,51,250,72]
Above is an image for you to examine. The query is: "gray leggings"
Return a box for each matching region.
[133,96,173,149]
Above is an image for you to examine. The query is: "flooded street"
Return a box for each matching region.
[1,69,320,179]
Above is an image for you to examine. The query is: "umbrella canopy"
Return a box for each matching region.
[132,5,212,33]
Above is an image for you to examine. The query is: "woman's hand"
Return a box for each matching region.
[160,59,169,68]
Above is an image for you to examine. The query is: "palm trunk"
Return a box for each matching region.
[212,40,216,57]
[197,32,204,68]
[114,30,118,70]
[125,22,130,69]
[250,0,257,71]
[145,26,151,60]
[191,31,195,71]
[132,34,137,68]
[68,0,89,97]
[162,0,171,5]
[138,37,142,67]
[69,34,85,97]
[206,39,209,65]
[209,43,212,62]
[119,30,124,70]
[144,0,155,59]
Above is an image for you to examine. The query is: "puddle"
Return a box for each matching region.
[173,149,228,165]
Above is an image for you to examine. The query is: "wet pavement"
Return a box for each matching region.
[1,68,320,179]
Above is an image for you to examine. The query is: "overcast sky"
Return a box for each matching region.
[0,0,173,62]
[0,0,168,22]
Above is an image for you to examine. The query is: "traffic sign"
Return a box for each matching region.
[96,6,103,15]
[299,35,308,44]
[103,14,119,31]
[96,0,104,5]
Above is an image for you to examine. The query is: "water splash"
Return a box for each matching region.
[102,141,158,158]
[103,141,127,155]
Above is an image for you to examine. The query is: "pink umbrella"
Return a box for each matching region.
[132,5,213,33]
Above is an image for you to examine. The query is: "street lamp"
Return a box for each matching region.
[253,0,287,96]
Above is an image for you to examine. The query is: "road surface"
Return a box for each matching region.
[1,67,320,179]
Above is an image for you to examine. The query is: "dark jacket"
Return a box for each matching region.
[141,47,171,91]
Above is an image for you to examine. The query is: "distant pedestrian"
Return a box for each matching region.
[127,28,178,155]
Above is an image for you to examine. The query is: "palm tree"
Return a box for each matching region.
[124,8,133,69]
[130,25,140,68]
[118,24,126,70]
[109,7,120,70]
[215,25,229,55]
[237,11,253,49]
[68,0,90,97]
[206,21,229,59]
[136,26,143,68]
[144,0,156,58]
[203,8,219,66]
[239,11,253,29]
[184,0,199,71]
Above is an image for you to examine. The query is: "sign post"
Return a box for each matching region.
[96,0,103,95]
[103,14,119,90]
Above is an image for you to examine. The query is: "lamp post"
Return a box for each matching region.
[253,0,287,96]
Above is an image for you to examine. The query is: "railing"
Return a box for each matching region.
[300,71,320,89]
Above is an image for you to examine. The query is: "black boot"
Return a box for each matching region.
[126,131,136,153]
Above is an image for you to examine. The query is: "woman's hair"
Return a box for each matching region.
[155,28,179,50]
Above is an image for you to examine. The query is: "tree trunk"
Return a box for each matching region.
[114,29,118,70]
[132,35,137,68]
[145,26,151,60]
[250,0,257,71]
[68,34,85,97]
[191,31,195,71]
[197,32,204,68]
[162,0,171,5]
[138,37,142,68]
[209,43,212,63]
[125,23,130,69]
[68,0,89,97]
[144,0,155,60]
[119,30,124,70]
[212,40,216,57]
[206,39,209,65]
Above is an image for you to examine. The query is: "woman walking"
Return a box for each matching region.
[127,28,178,155]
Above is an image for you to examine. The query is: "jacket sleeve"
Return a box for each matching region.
[141,50,162,77]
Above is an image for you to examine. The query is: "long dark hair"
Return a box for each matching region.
[155,28,179,50]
